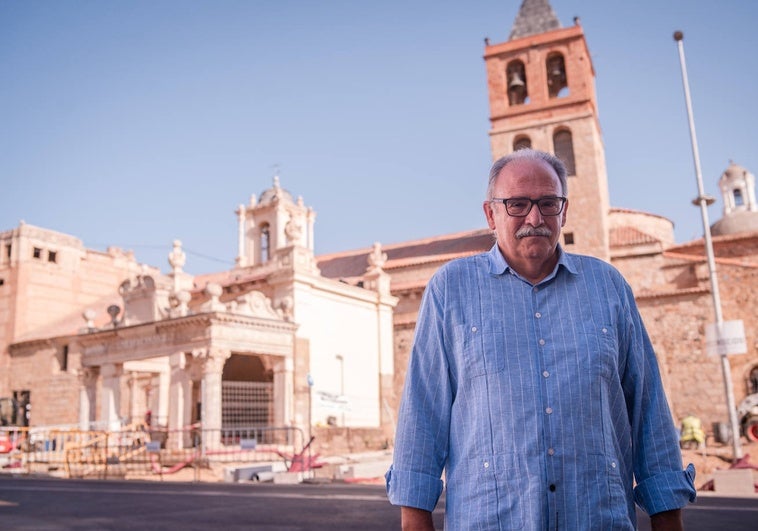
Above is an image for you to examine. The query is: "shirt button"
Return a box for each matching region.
[602,327,608,334]
[545,407,553,414]
[542,370,550,378]
[547,448,555,456]
[611,462,617,469]
[471,326,478,332]
[533,287,539,292]
[538,339,545,346]
[549,484,556,492]
[535,312,542,318]
[483,461,490,469]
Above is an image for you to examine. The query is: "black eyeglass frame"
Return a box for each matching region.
[489,196,567,217]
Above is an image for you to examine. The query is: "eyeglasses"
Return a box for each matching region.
[490,196,566,217]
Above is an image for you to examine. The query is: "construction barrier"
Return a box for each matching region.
[0,425,308,481]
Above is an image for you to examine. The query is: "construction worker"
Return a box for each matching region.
[680,414,706,449]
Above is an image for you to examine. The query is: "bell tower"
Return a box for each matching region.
[484,0,610,260]
[235,175,317,269]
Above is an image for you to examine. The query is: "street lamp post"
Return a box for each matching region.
[673,31,743,460]
[335,354,345,427]
[306,373,314,444]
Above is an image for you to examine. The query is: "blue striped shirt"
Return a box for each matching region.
[386,245,695,530]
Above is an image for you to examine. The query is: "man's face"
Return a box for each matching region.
[482,159,568,276]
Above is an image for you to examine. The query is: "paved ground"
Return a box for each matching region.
[2,475,758,530]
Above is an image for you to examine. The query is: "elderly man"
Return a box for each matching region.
[386,149,695,530]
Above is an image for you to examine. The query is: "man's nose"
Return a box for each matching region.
[525,203,544,225]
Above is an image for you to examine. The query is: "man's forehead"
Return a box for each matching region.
[496,159,560,188]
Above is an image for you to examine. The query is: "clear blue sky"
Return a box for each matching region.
[2,1,756,274]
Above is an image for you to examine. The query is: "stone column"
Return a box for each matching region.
[307,207,316,251]
[195,348,230,450]
[157,367,170,427]
[363,243,399,437]
[273,356,294,428]
[77,367,99,431]
[236,205,247,266]
[127,372,139,425]
[168,352,192,449]
[100,363,123,431]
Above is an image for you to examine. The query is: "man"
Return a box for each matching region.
[386,149,696,530]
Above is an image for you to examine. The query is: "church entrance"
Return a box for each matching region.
[221,354,274,429]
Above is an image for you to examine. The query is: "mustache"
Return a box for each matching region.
[516,226,552,239]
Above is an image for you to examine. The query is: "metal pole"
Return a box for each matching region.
[673,31,742,460]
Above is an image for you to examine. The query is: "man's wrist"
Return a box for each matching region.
[400,506,434,531]
[650,508,683,531]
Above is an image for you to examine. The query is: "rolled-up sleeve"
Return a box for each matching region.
[386,272,452,512]
[386,465,444,512]
[619,280,697,515]
[634,463,696,515]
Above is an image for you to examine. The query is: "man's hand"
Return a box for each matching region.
[650,508,683,531]
[400,506,434,531]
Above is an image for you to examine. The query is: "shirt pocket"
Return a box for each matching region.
[453,322,506,378]
[582,453,631,528]
[577,324,618,383]
[451,454,524,529]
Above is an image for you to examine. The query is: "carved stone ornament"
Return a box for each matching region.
[367,241,388,271]
[192,348,231,375]
[198,282,227,313]
[77,367,98,386]
[274,295,294,321]
[168,239,186,272]
[232,291,281,319]
[284,216,303,243]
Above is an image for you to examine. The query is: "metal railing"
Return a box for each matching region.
[1,425,308,481]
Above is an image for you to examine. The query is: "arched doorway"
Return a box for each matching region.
[221,354,274,429]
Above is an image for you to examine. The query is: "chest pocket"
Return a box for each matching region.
[453,322,506,378]
[577,325,619,382]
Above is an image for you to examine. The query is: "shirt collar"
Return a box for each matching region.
[486,243,578,281]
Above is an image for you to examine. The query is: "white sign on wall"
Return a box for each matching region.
[705,320,747,356]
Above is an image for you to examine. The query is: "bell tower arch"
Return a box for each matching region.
[235,175,316,269]
[484,0,610,260]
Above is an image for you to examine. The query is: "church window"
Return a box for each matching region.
[553,129,576,176]
[0,278,4,286]
[5,244,10,259]
[563,232,575,245]
[60,344,69,372]
[48,250,57,263]
[260,223,270,263]
[32,247,42,259]
[513,136,532,151]
[734,189,744,206]
[546,52,568,98]
[506,60,528,106]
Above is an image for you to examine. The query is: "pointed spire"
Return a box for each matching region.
[509,0,562,40]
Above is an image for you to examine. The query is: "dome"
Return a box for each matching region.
[258,176,294,206]
[720,161,750,182]
[712,160,758,236]
[711,211,758,236]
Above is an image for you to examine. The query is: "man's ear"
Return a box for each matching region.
[560,198,569,227]
[483,201,497,230]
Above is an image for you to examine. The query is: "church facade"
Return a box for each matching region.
[1,0,756,450]
[1,181,398,450]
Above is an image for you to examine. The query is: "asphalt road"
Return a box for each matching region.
[1,476,756,530]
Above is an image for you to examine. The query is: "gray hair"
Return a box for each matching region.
[486,149,568,199]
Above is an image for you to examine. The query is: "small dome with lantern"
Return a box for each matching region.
[711,161,758,236]
[257,175,295,207]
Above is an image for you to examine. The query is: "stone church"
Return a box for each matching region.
[1,0,756,450]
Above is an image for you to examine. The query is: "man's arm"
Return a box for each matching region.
[401,506,435,531]
[650,508,683,531]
